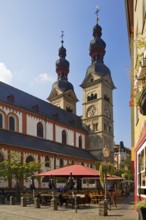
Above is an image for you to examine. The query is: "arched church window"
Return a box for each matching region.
[9,116,15,131]
[45,156,50,167]
[62,130,67,144]
[59,158,64,167]
[26,155,34,163]
[0,152,4,162]
[79,136,82,148]
[0,114,3,128]
[37,122,43,138]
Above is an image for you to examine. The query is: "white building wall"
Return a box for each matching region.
[0,106,23,132]
[76,132,85,149]
[46,122,53,140]
[55,125,74,146]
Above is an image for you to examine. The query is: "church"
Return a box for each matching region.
[0,11,115,189]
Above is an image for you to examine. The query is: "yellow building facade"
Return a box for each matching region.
[125,0,146,202]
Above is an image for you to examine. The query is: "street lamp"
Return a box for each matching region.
[30,176,35,201]
[102,145,110,216]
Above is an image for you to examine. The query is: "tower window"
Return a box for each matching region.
[66,106,73,112]
[37,122,43,138]
[104,123,107,131]
[93,123,98,131]
[62,130,67,144]
[87,93,97,101]
[9,116,15,131]
[104,94,110,103]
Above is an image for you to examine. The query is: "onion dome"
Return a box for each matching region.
[89,7,106,63]
[54,31,74,93]
[56,32,70,80]
[52,80,74,92]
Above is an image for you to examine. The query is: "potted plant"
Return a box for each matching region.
[136,200,146,220]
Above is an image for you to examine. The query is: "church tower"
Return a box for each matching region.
[48,32,78,114]
[80,8,115,160]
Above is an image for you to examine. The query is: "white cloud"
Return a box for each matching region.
[33,73,55,84]
[0,63,12,84]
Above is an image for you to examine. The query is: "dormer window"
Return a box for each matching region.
[7,95,14,103]
[32,104,39,112]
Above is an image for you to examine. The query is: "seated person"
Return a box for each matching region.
[58,192,68,207]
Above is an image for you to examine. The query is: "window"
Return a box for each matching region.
[26,155,34,163]
[9,116,15,131]
[104,123,107,131]
[62,130,67,144]
[93,123,98,131]
[0,153,4,162]
[87,93,97,101]
[66,106,73,113]
[59,159,64,167]
[0,114,3,128]
[45,156,50,167]
[37,122,43,137]
[79,136,82,148]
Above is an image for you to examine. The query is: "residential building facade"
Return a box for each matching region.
[125,0,146,202]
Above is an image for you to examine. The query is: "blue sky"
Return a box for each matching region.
[0,0,131,147]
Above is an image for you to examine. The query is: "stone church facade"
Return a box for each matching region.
[0,12,115,189]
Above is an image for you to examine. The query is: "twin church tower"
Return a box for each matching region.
[48,10,115,160]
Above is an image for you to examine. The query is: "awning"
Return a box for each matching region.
[37,164,100,177]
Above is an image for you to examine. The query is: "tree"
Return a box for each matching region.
[114,155,134,181]
[0,151,42,200]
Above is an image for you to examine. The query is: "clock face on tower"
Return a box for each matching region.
[86,105,96,118]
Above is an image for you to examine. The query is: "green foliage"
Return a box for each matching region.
[136,200,146,209]
[99,162,114,189]
[0,151,42,185]
[113,155,134,181]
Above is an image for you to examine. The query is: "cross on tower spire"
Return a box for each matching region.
[95,5,100,22]
[61,30,64,46]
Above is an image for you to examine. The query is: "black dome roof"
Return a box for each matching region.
[90,37,106,51]
[86,61,111,77]
[52,80,74,92]
[56,57,69,69]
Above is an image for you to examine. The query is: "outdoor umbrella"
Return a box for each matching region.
[37,164,100,177]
